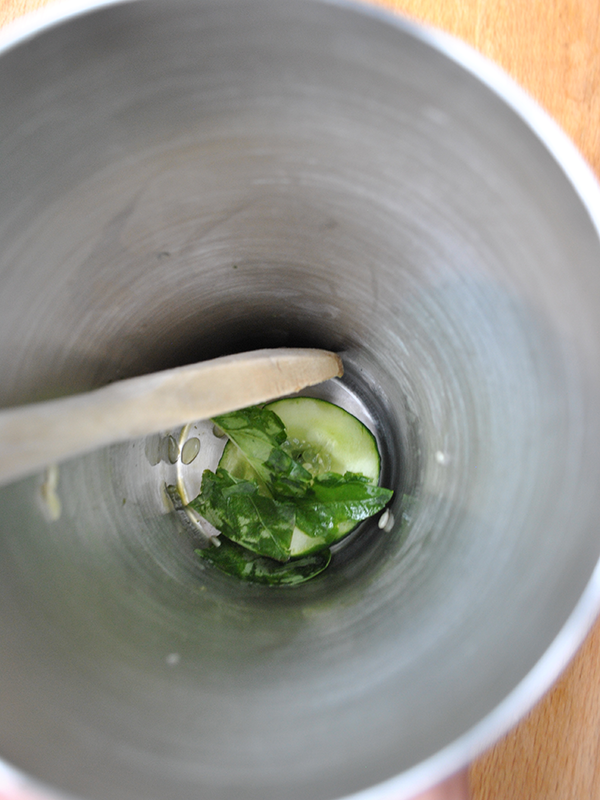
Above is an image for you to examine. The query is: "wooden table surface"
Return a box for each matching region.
[1,1,600,799]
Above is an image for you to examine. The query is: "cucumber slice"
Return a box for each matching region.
[218,397,382,557]
[265,397,380,482]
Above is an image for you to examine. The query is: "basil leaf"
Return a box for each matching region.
[294,472,394,540]
[186,406,395,586]
[211,406,312,497]
[188,467,295,562]
[262,446,314,497]
[212,406,286,456]
[195,538,331,586]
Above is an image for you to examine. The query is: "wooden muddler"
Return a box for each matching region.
[0,348,343,486]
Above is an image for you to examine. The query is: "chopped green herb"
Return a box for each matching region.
[189,400,393,586]
[196,537,331,586]
[189,467,295,562]
[211,406,312,497]
[294,472,393,541]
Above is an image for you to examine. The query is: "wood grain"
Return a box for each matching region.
[372,0,600,177]
[1,1,600,799]
[0,0,47,28]
[0,348,343,486]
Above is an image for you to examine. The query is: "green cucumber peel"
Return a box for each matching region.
[195,537,331,586]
